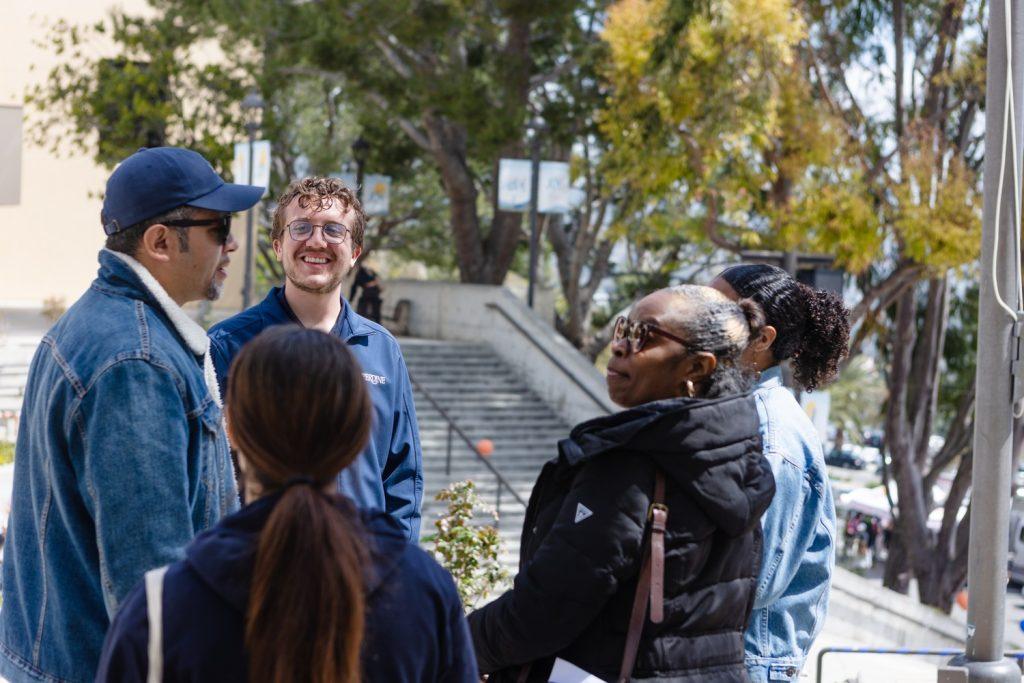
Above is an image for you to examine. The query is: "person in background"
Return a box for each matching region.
[350,261,384,324]
[469,286,775,682]
[209,177,423,541]
[97,326,477,683]
[711,264,850,683]
[0,147,260,683]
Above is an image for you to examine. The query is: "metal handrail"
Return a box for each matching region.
[815,647,1024,682]
[484,302,612,414]
[408,372,528,524]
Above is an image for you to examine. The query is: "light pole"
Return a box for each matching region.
[526,117,545,309]
[351,136,370,203]
[240,89,265,310]
[941,0,1024,680]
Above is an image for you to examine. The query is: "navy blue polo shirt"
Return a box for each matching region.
[208,287,423,540]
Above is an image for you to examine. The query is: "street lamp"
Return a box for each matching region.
[351,136,370,203]
[240,89,265,310]
[526,116,545,309]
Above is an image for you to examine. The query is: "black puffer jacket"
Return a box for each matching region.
[468,394,775,682]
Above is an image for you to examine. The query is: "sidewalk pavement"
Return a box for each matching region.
[807,615,951,682]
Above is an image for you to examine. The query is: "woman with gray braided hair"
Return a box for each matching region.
[711,264,850,683]
[469,285,775,682]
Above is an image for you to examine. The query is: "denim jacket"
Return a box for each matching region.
[744,367,835,682]
[0,250,239,683]
[209,287,423,540]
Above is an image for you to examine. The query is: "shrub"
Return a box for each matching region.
[425,480,508,610]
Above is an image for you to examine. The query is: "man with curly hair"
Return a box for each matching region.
[209,177,423,541]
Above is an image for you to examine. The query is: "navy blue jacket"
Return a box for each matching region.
[96,495,478,682]
[208,287,423,540]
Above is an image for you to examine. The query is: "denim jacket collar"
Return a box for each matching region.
[757,365,784,391]
[102,249,221,406]
[270,286,376,341]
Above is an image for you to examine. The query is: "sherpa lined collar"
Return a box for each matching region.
[105,249,222,407]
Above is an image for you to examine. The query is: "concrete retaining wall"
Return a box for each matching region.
[826,567,1024,651]
[384,280,615,426]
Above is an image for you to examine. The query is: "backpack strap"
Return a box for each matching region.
[618,469,668,683]
[145,565,170,683]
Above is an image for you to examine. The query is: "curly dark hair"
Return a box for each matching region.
[271,177,367,248]
[718,264,850,391]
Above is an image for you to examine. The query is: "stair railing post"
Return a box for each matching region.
[495,479,502,529]
[446,423,453,476]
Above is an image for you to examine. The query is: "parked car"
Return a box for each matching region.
[826,444,866,470]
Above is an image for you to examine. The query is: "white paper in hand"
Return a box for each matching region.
[548,657,608,683]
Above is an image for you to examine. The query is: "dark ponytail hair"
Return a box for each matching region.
[226,326,372,683]
[718,264,850,390]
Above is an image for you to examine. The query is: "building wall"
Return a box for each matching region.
[0,0,149,308]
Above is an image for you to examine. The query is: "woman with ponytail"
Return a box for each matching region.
[470,286,775,682]
[97,326,477,682]
[710,264,850,683]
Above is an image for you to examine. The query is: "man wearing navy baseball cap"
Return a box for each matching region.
[0,147,262,683]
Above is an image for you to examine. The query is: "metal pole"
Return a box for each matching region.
[241,126,256,310]
[944,0,1024,679]
[355,156,365,204]
[527,130,541,309]
[446,424,453,476]
[495,480,502,529]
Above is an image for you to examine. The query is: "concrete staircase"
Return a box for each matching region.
[0,334,38,442]
[400,338,572,568]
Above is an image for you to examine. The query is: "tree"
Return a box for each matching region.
[29,0,636,334]
[27,9,453,287]
[600,0,985,611]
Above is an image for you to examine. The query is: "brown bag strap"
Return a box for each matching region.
[618,470,668,683]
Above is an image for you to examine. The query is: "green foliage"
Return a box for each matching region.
[0,442,13,466]
[424,480,508,610]
[828,356,887,443]
[25,11,246,172]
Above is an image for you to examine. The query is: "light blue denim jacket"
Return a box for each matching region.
[0,250,239,683]
[744,367,835,682]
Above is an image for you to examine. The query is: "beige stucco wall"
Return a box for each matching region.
[0,0,152,308]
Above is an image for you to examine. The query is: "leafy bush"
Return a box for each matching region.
[425,480,508,610]
[0,442,12,465]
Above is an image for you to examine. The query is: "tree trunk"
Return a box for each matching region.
[883,534,911,593]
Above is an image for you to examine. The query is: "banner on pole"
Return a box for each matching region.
[330,172,391,216]
[497,158,571,214]
[232,140,271,195]
[538,161,571,214]
[363,174,391,216]
[498,159,532,211]
[0,106,22,205]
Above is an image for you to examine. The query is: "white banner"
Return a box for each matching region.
[232,140,271,195]
[498,158,571,214]
[362,174,391,216]
[498,158,532,211]
[330,172,391,216]
[0,106,22,205]
[538,161,571,214]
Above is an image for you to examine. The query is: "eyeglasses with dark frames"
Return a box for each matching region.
[286,220,352,245]
[613,316,692,353]
[162,216,232,245]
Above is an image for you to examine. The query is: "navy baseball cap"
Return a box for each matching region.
[101,147,264,235]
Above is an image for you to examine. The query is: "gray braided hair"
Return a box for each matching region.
[663,285,766,398]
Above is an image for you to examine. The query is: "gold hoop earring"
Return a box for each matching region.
[685,379,696,398]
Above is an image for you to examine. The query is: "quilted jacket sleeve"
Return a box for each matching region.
[468,454,651,674]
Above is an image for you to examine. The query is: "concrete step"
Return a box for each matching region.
[400,336,570,572]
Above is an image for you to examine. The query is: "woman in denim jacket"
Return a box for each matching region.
[711,265,850,682]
